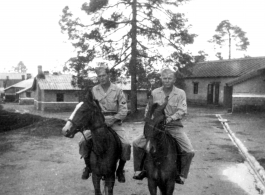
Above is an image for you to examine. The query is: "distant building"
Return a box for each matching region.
[1,73,32,102]
[116,77,148,106]
[4,78,34,103]
[0,73,31,88]
[226,67,265,112]
[184,56,265,112]
[31,66,81,111]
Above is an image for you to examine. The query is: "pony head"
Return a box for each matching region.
[62,90,104,138]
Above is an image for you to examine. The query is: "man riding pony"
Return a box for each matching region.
[132,68,195,185]
[79,65,131,183]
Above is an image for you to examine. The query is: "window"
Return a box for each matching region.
[193,82,199,94]
[57,93,64,102]
[26,92,31,98]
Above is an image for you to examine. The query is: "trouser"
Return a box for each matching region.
[79,122,131,161]
[133,126,194,179]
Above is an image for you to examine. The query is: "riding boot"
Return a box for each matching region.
[81,140,92,180]
[82,157,92,180]
[133,152,147,180]
[116,159,126,183]
[133,170,147,180]
[175,151,195,184]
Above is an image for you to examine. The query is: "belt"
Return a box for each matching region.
[102,112,117,116]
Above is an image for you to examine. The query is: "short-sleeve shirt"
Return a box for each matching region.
[92,83,128,120]
[146,86,187,120]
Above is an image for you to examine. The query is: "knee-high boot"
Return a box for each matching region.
[133,146,147,180]
[175,151,195,184]
[81,140,93,180]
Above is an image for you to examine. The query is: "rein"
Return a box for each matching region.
[67,118,107,142]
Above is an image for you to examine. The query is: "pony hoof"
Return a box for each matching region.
[116,170,125,183]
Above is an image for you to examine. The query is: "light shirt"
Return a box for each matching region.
[92,83,128,121]
[145,86,187,120]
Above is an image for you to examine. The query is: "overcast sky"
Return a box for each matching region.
[0,0,264,75]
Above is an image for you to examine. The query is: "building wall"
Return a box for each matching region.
[232,75,265,112]
[34,85,44,111]
[19,91,35,105]
[123,90,148,105]
[4,87,24,102]
[35,90,79,111]
[185,77,235,105]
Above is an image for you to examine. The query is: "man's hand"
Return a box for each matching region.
[166,117,173,124]
[105,117,117,127]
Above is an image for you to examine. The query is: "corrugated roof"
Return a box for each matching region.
[227,67,265,86]
[4,78,34,90]
[0,73,27,80]
[187,56,265,78]
[36,74,80,90]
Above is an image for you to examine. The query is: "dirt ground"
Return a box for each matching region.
[0,103,264,195]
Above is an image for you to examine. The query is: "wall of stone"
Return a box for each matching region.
[41,90,79,112]
[185,77,234,106]
[232,96,265,112]
[232,75,265,112]
[19,98,34,105]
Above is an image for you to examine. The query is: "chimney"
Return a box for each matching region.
[37,65,45,79]
[26,73,32,79]
[38,65,43,75]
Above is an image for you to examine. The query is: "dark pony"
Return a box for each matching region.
[144,96,178,195]
[62,90,121,195]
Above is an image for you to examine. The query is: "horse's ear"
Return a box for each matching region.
[145,96,154,120]
[84,90,94,104]
[94,99,101,111]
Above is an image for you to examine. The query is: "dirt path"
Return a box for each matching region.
[0,105,262,195]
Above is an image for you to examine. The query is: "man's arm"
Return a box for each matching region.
[170,91,187,121]
[114,89,128,121]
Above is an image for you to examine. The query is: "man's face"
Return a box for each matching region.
[161,72,175,89]
[97,69,110,85]
[149,79,155,85]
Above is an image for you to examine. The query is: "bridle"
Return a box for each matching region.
[67,117,107,141]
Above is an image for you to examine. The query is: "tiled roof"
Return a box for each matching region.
[0,73,27,80]
[35,74,80,90]
[227,67,265,86]
[4,78,34,90]
[186,57,265,78]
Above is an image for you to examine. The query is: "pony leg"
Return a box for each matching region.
[92,174,102,195]
[158,181,175,195]
[165,181,175,195]
[147,179,157,195]
[104,173,115,195]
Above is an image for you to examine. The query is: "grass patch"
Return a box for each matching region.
[0,109,44,132]
[23,118,66,138]
[0,109,66,138]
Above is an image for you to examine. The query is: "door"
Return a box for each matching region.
[224,86,233,109]
[214,83,220,104]
[207,84,214,104]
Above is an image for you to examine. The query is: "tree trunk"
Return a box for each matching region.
[129,0,138,114]
[228,32,231,59]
